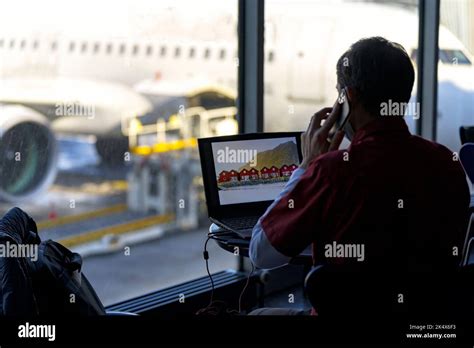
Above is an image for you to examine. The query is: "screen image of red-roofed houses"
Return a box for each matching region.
[211,137,300,205]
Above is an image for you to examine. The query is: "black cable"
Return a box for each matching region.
[238,262,255,313]
[200,235,255,315]
[203,236,215,307]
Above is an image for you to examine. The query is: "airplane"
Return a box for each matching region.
[0,0,472,202]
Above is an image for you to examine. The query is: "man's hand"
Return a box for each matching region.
[300,102,345,169]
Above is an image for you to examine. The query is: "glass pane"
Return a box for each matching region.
[264,0,420,144]
[0,0,238,306]
[437,0,474,153]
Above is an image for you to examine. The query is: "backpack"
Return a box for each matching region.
[27,240,106,316]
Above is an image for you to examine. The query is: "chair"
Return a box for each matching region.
[305,215,474,320]
[304,263,474,320]
[460,143,474,185]
[462,213,474,266]
[460,126,474,145]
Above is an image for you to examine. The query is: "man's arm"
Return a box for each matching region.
[249,167,306,269]
[249,104,344,269]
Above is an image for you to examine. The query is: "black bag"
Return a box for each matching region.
[27,240,106,316]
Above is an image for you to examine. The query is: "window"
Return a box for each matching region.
[146,45,153,56]
[9,39,15,49]
[132,44,139,55]
[20,40,27,50]
[437,0,474,153]
[160,45,167,56]
[189,47,196,58]
[0,0,238,306]
[119,43,126,55]
[264,0,419,136]
[439,49,471,65]
[51,41,57,51]
[268,50,274,62]
[411,48,471,65]
[219,48,226,60]
[204,47,211,59]
[32,40,38,50]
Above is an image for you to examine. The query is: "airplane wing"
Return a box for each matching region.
[0,77,153,137]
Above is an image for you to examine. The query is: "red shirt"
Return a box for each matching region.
[261,118,471,270]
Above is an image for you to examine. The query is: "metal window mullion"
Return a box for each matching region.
[416,0,440,140]
[237,0,264,134]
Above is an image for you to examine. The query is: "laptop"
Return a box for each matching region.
[198,132,303,239]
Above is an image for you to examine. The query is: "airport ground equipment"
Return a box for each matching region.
[124,105,238,230]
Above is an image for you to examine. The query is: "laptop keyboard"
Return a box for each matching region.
[221,216,260,230]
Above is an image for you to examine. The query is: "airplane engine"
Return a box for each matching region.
[0,104,58,202]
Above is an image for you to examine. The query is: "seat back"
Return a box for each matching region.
[304,263,473,319]
[460,143,474,185]
[460,126,474,145]
[462,213,474,266]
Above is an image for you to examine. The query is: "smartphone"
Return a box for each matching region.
[337,87,351,131]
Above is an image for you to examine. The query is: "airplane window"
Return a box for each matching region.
[204,48,211,59]
[189,47,196,58]
[439,49,471,65]
[69,41,75,52]
[119,43,126,55]
[51,41,57,51]
[0,39,3,48]
[437,0,474,153]
[160,45,167,56]
[106,43,113,54]
[32,40,38,50]
[81,42,88,53]
[20,40,27,50]
[146,45,153,56]
[412,48,471,65]
[268,50,274,62]
[9,39,15,49]
[174,46,181,57]
[132,44,139,55]
[219,48,226,60]
[93,42,100,54]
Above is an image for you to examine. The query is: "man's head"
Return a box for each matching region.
[336,36,415,132]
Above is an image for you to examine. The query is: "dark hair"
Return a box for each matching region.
[336,36,415,117]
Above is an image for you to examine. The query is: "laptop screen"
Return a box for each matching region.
[211,137,300,205]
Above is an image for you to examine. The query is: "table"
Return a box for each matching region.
[208,223,313,266]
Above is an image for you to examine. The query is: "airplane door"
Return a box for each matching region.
[288,20,334,104]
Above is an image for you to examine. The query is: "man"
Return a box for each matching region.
[249,37,471,312]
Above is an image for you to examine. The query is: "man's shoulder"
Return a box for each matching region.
[409,135,463,167]
[307,150,349,179]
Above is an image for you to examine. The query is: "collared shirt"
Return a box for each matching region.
[250,118,471,270]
